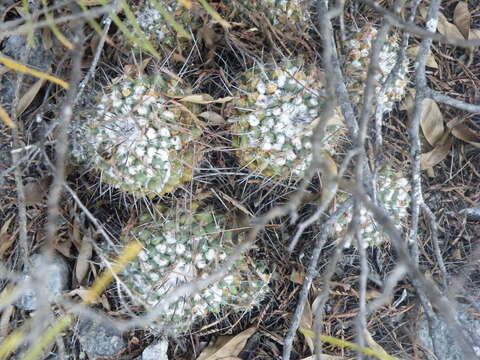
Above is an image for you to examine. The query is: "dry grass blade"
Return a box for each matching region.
[150,0,190,39]
[197,0,231,30]
[300,329,400,360]
[41,0,74,50]
[0,105,15,129]
[0,56,69,89]
[16,78,46,115]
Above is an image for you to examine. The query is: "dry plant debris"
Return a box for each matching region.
[0,0,480,360]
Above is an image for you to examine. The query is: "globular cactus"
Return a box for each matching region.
[231,59,346,178]
[120,203,270,334]
[72,75,203,196]
[333,169,410,248]
[234,0,311,30]
[344,24,409,113]
[131,0,201,55]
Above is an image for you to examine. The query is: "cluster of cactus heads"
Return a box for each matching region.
[72,75,202,197]
[231,59,345,178]
[71,6,416,336]
[344,24,409,113]
[121,203,269,334]
[333,170,410,248]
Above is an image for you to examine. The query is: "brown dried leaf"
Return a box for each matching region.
[453,1,470,39]
[290,269,305,284]
[420,133,453,169]
[16,78,46,115]
[448,120,480,147]
[197,327,256,360]
[300,301,314,353]
[53,238,73,258]
[179,94,214,104]
[200,23,218,49]
[301,356,343,360]
[24,177,50,206]
[469,29,480,40]
[366,289,383,300]
[437,13,464,39]
[198,111,225,124]
[75,230,94,284]
[406,46,438,68]
[420,98,444,146]
[418,5,427,19]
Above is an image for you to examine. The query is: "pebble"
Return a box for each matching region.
[142,339,169,360]
[16,252,69,311]
[77,319,126,359]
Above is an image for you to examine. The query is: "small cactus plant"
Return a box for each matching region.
[231,59,346,178]
[333,169,410,248]
[235,0,310,30]
[120,203,269,334]
[131,0,200,55]
[344,24,409,113]
[72,75,203,196]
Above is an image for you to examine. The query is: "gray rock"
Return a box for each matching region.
[17,252,69,311]
[0,32,52,110]
[78,319,126,359]
[417,301,480,360]
[142,339,169,360]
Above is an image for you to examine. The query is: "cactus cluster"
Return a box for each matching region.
[72,75,202,196]
[333,170,410,248]
[232,60,345,178]
[121,203,269,334]
[344,24,409,113]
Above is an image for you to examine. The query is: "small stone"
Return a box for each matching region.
[142,339,169,360]
[77,319,126,359]
[16,252,69,311]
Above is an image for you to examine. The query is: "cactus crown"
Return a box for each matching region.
[334,169,410,248]
[121,202,270,334]
[132,0,199,53]
[344,24,409,113]
[232,59,346,178]
[72,75,203,196]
